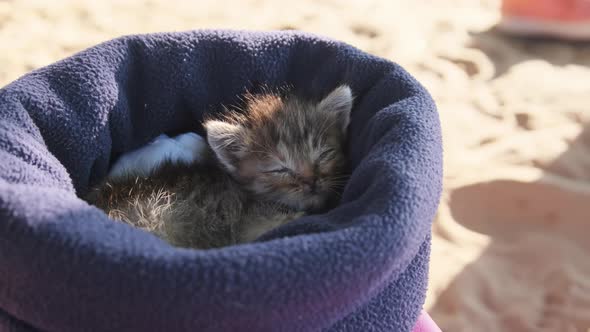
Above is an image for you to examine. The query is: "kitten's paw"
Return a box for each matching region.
[108,132,208,180]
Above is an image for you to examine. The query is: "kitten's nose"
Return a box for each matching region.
[305,177,318,193]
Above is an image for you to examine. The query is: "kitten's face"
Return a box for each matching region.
[205,85,353,211]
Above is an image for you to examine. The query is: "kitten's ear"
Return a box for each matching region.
[204,120,243,172]
[319,85,354,133]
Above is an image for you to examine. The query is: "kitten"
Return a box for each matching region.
[86,85,353,249]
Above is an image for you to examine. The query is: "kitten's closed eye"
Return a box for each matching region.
[318,149,335,161]
[264,167,290,174]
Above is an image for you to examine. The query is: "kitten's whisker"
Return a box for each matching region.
[326,188,343,198]
[329,177,350,182]
[327,181,347,188]
[332,179,348,184]
[328,185,347,190]
[327,187,345,194]
[328,176,351,180]
[327,179,349,184]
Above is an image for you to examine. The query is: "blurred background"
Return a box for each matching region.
[1,0,589,331]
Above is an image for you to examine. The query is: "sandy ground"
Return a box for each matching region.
[2,0,589,331]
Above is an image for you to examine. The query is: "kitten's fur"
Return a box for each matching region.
[86,85,353,249]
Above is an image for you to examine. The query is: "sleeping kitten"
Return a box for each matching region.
[86,85,353,249]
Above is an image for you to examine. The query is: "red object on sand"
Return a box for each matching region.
[499,0,590,40]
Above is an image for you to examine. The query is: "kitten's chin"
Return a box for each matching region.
[279,194,329,213]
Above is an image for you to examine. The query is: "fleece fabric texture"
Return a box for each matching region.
[0,30,442,332]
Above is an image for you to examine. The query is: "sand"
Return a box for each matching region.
[1,0,589,331]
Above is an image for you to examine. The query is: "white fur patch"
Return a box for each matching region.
[108,132,208,180]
